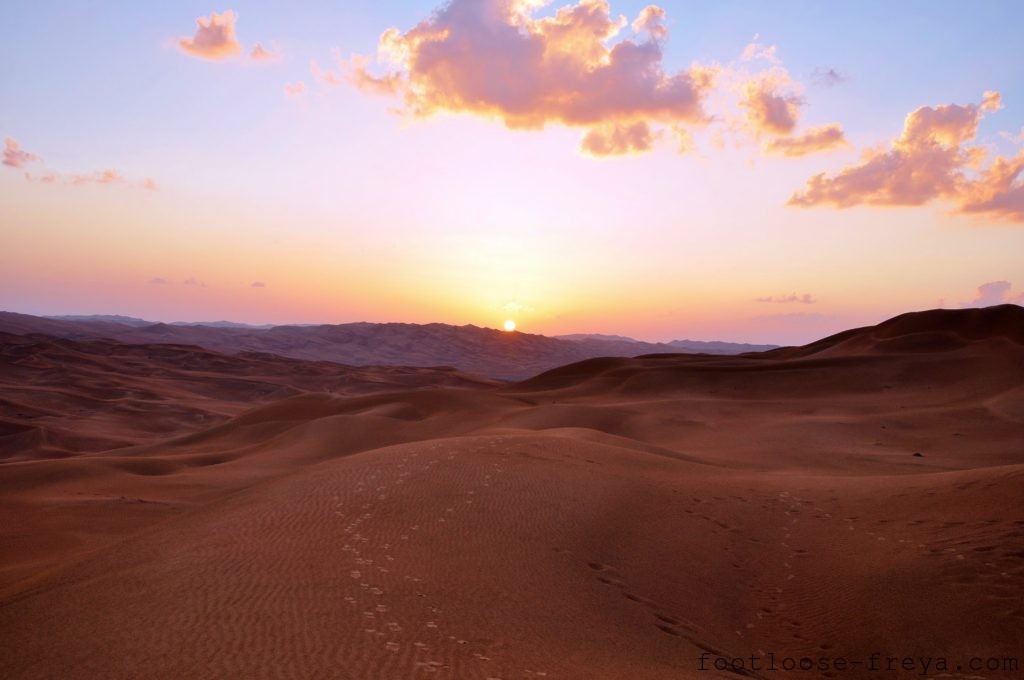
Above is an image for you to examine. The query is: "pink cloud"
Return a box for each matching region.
[765,124,846,157]
[732,47,846,156]
[741,73,801,136]
[249,42,280,62]
[740,36,778,64]
[3,137,39,168]
[339,0,716,155]
[631,5,667,39]
[178,10,243,61]
[789,91,1022,221]
[72,168,123,186]
[4,138,156,191]
[580,121,657,156]
[962,281,1024,307]
[284,81,307,97]
[957,150,1024,222]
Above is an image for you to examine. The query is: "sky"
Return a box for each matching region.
[1,0,1023,344]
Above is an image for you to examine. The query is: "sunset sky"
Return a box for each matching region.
[2,1,1023,344]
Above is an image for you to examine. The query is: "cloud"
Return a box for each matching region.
[284,81,307,96]
[740,72,800,136]
[339,0,716,154]
[810,67,846,88]
[72,169,123,186]
[740,36,778,63]
[149,277,169,285]
[755,293,816,304]
[580,121,657,156]
[765,124,846,157]
[502,301,535,313]
[249,42,279,62]
[631,5,667,39]
[3,139,157,190]
[251,281,266,288]
[962,281,1024,307]
[3,137,39,168]
[179,10,243,60]
[956,150,1024,222]
[789,91,1023,221]
[732,47,845,156]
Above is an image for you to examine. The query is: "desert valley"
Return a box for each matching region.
[1,305,1022,678]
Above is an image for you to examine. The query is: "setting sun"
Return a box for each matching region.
[503,319,516,332]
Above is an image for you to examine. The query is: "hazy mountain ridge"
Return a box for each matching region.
[557,332,777,354]
[3,312,777,379]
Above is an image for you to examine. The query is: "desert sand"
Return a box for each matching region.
[1,305,1022,679]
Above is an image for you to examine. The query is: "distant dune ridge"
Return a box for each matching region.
[0,311,776,379]
[0,305,1022,679]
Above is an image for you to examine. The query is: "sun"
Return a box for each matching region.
[503,319,517,332]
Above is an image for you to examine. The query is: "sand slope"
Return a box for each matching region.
[1,306,1022,679]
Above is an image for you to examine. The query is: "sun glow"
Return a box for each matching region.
[503,319,517,332]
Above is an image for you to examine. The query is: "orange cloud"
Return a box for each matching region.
[580,121,656,156]
[789,91,1022,221]
[178,10,243,61]
[741,74,800,136]
[631,5,667,39]
[342,0,716,154]
[3,137,39,168]
[765,124,846,157]
[740,36,778,64]
[956,150,1024,222]
[732,45,845,156]
[284,81,307,96]
[249,43,280,62]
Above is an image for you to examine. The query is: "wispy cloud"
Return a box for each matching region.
[765,124,846,157]
[3,137,157,190]
[810,67,847,88]
[249,42,280,62]
[3,137,39,168]
[755,293,816,304]
[284,81,307,97]
[251,281,266,288]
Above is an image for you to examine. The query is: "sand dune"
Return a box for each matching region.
[0,332,497,460]
[1,306,1022,679]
